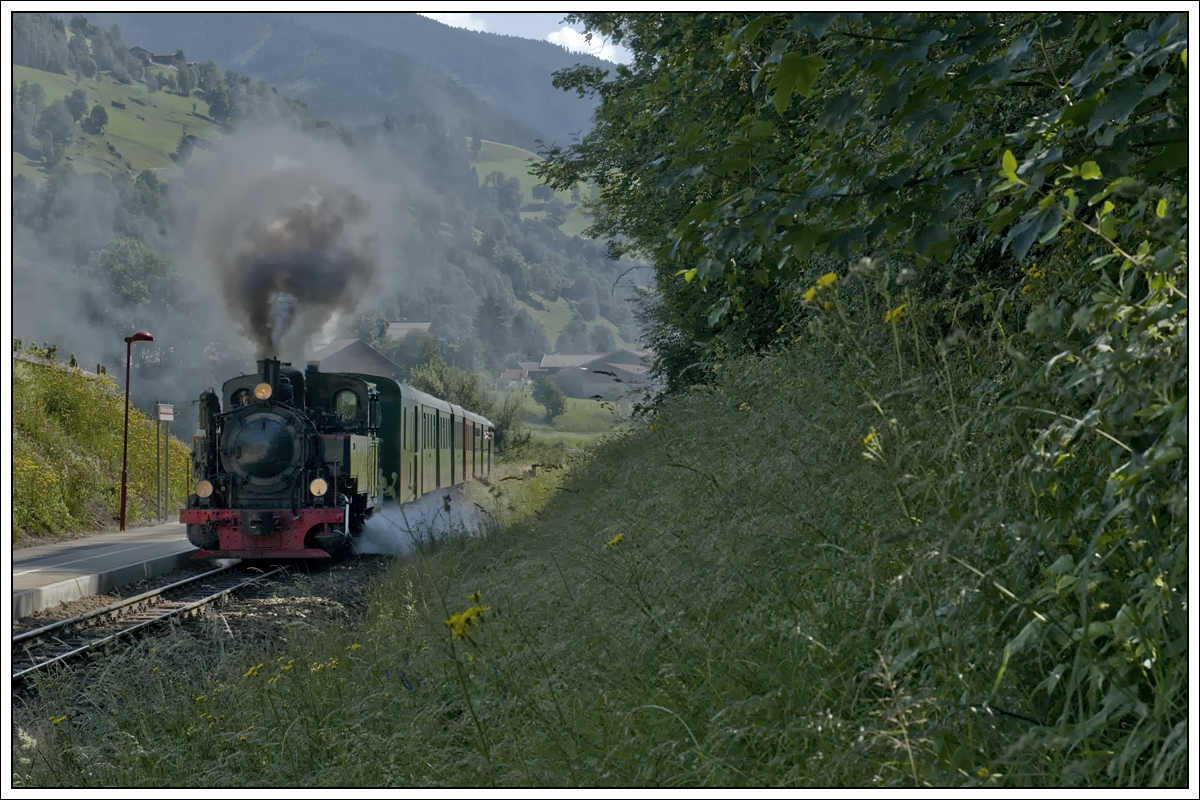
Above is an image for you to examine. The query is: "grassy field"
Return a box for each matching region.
[13,64,224,185]
[494,388,624,449]
[469,138,590,237]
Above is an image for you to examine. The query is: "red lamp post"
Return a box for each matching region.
[120,331,154,531]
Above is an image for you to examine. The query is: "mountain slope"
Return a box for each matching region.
[76,12,555,148]
[286,12,604,147]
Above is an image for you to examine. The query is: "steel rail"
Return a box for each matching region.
[12,566,286,683]
[13,564,237,645]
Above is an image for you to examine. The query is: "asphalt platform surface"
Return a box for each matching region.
[13,523,197,618]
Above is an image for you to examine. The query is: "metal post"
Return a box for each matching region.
[156,414,162,522]
[165,420,170,521]
[120,341,132,532]
[119,331,153,532]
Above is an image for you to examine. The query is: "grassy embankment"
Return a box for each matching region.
[12,345,191,542]
[13,63,224,185]
[13,258,1186,788]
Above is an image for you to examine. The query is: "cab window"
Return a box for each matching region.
[335,389,359,421]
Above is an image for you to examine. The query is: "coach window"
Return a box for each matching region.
[335,389,358,421]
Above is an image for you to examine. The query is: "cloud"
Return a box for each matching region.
[419,13,489,32]
[546,26,630,64]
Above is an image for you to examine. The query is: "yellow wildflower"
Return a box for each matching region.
[51,716,67,725]
[977,767,989,779]
[862,430,878,447]
[817,271,838,287]
[346,643,361,651]
[243,663,263,678]
[468,591,482,603]
[605,533,624,547]
[823,301,835,311]
[445,605,490,640]
[802,287,818,302]
[884,304,908,323]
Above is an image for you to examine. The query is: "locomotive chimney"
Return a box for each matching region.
[257,357,281,396]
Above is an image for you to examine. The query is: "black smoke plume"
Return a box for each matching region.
[204,171,377,359]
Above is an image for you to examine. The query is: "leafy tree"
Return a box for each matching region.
[496,176,523,213]
[531,375,566,422]
[37,99,74,145]
[510,309,550,358]
[383,329,442,381]
[544,197,568,228]
[577,295,599,322]
[65,89,88,122]
[589,323,615,353]
[555,315,589,353]
[85,237,177,307]
[84,103,108,134]
[176,57,195,96]
[531,184,553,202]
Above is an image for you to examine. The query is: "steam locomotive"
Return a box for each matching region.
[181,357,493,558]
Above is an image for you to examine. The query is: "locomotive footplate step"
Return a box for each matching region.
[13,522,200,618]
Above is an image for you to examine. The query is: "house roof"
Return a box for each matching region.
[540,353,606,369]
[500,369,526,380]
[307,338,401,379]
[517,361,541,371]
[604,362,648,376]
[386,321,432,338]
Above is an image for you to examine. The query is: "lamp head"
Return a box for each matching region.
[125,331,154,343]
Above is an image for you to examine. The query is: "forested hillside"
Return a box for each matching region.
[12,13,644,443]
[72,12,575,149]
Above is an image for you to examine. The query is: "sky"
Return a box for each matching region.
[419,12,633,63]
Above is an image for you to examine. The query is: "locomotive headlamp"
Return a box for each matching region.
[195,479,214,499]
[309,477,329,497]
[254,382,273,400]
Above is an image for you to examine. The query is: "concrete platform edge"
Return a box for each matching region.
[13,547,199,619]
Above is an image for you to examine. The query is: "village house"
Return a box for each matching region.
[549,349,654,401]
[307,339,402,380]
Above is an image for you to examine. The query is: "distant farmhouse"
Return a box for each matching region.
[308,339,402,380]
[128,46,196,69]
[546,349,653,401]
[386,320,434,340]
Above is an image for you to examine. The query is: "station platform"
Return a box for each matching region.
[13,522,197,618]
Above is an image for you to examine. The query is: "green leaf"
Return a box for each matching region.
[768,52,826,115]
[1156,198,1168,218]
[1080,161,1102,180]
[1002,149,1018,177]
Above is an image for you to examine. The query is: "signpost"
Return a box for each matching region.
[157,404,174,522]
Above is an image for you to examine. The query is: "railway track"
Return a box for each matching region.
[12,564,287,683]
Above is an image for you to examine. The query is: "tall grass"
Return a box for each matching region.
[13,253,1185,786]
